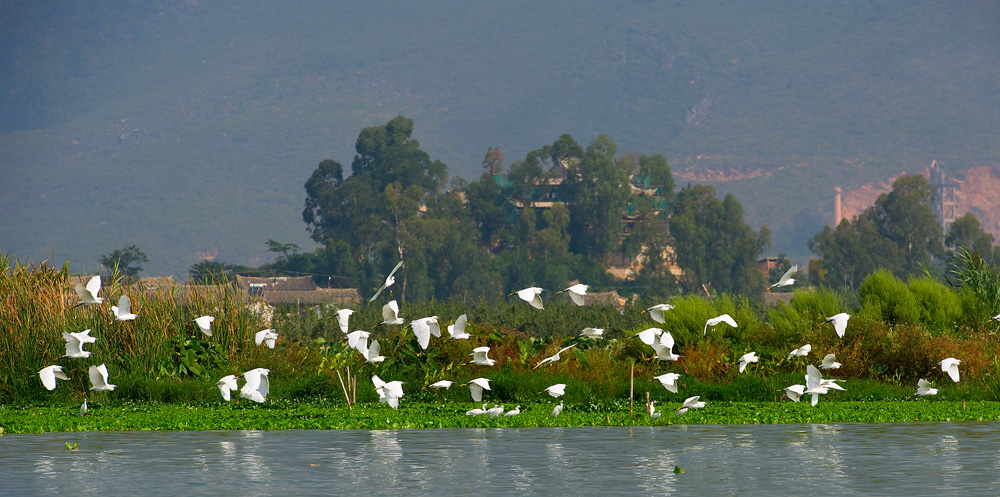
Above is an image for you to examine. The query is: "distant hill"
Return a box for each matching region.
[2,0,999,276]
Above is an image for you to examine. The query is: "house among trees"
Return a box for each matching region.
[234,275,360,306]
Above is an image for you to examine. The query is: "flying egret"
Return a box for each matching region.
[511,287,544,310]
[469,346,496,366]
[940,358,961,382]
[74,275,103,305]
[369,260,404,302]
[579,327,604,339]
[533,344,577,369]
[194,315,214,336]
[651,331,681,361]
[240,368,270,403]
[820,353,841,369]
[738,351,759,373]
[804,364,829,406]
[826,313,851,338]
[769,265,799,289]
[447,314,471,339]
[363,339,385,363]
[88,364,117,391]
[647,303,674,324]
[467,377,491,402]
[335,309,354,334]
[652,373,681,393]
[783,384,805,402]
[346,330,370,353]
[38,365,70,390]
[111,295,137,321]
[428,380,454,390]
[993,313,1000,322]
[80,399,88,417]
[541,383,567,398]
[557,284,588,306]
[410,316,441,350]
[381,300,404,325]
[504,406,522,417]
[676,396,706,416]
[216,374,238,401]
[254,329,278,349]
[703,314,738,336]
[632,327,663,346]
[916,379,938,396]
[372,374,404,409]
[552,401,564,418]
[786,344,811,361]
[821,378,846,391]
[62,329,97,358]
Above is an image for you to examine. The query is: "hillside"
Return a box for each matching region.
[2,1,999,275]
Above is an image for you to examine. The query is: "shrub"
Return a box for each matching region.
[857,269,920,326]
[906,276,963,334]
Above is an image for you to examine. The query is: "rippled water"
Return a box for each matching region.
[3,423,999,496]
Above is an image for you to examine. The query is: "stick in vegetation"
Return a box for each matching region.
[630,363,634,418]
[336,370,352,410]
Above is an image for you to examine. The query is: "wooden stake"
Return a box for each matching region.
[336,370,352,410]
[630,363,634,418]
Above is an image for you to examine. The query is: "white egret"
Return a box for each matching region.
[74,275,103,305]
[533,344,577,369]
[346,330,370,353]
[194,315,215,336]
[216,374,238,401]
[632,327,663,346]
[738,351,759,373]
[541,383,567,398]
[62,329,97,358]
[466,404,487,416]
[551,401,564,418]
[240,368,270,403]
[428,380,454,390]
[381,300,404,325]
[820,353,841,369]
[447,314,471,339]
[769,265,799,289]
[504,406,521,417]
[648,400,661,419]
[369,260,404,302]
[652,373,681,393]
[88,364,117,391]
[993,313,1000,322]
[804,364,829,406]
[676,396,706,416]
[557,284,588,306]
[821,378,846,391]
[784,384,805,402]
[80,399,88,416]
[254,329,278,349]
[703,314,738,336]
[487,404,506,418]
[511,287,544,310]
[916,379,938,396]
[38,365,70,390]
[651,331,681,361]
[469,346,496,366]
[410,316,441,350]
[940,358,961,382]
[467,377,491,402]
[335,309,354,334]
[647,303,674,324]
[786,344,811,361]
[579,327,604,339]
[372,374,404,409]
[111,295,137,321]
[363,340,385,363]
[826,313,851,338]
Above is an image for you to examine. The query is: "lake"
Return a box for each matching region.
[3,423,998,495]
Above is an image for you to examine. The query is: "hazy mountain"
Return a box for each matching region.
[2,0,998,276]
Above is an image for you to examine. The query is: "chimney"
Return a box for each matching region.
[834,187,842,227]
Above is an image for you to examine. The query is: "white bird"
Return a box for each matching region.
[410,316,441,350]
[821,378,846,391]
[74,275,103,305]
[381,300,404,325]
[88,364,117,391]
[738,351,759,373]
[512,287,544,310]
[428,380,454,390]
[826,313,851,338]
[820,353,841,370]
[804,364,829,406]
[216,374,239,401]
[111,295,137,321]
[651,331,681,361]
[703,314,738,336]
[786,344,812,361]
[447,314,471,339]
[335,309,354,334]
[632,327,663,346]
[916,378,938,396]
[552,401,564,418]
[254,329,278,349]
[62,329,97,358]
[372,374,404,409]
[346,330,371,353]
[579,327,604,339]
[363,339,386,363]
[770,265,799,289]
[469,346,496,366]
[993,313,1000,322]
[647,303,675,324]
[38,365,70,391]
[676,395,706,416]
[80,399,88,416]
[648,400,661,419]
[558,284,588,306]
[467,377,491,402]
[652,373,682,393]
[533,344,577,369]
[369,260,404,302]
[504,406,522,417]
[194,315,215,336]
[240,368,270,403]
[940,358,961,383]
[541,383,567,398]
[487,404,506,418]
[466,404,487,416]
[784,384,805,402]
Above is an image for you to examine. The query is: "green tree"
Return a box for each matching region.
[946,212,995,258]
[808,215,904,290]
[188,260,247,284]
[564,134,631,258]
[99,245,149,280]
[868,174,944,273]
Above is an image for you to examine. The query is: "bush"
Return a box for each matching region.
[857,269,920,326]
[907,276,963,334]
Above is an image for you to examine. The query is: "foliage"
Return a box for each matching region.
[99,245,149,280]
[856,269,920,326]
